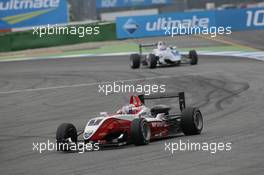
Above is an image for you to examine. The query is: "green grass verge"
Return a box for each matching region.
[63,43,139,55]
[0,42,258,61]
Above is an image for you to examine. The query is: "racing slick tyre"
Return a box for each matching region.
[130,54,141,69]
[181,107,203,135]
[131,118,151,146]
[189,50,198,65]
[56,123,77,152]
[148,54,157,69]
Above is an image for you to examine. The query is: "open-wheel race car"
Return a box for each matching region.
[130,41,198,69]
[56,92,203,151]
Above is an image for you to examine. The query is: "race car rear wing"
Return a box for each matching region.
[139,43,157,55]
[138,92,186,112]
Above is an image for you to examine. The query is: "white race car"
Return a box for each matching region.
[130,41,198,69]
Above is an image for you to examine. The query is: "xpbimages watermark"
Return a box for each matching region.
[32,24,100,38]
[98,82,166,96]
[164,140,232,154]
[165,25,232,38]
[32,140,99,153]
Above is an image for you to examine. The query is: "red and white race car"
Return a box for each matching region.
[56,92,203,151]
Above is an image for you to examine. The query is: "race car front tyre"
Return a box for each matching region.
[181,107,203,135]
[131,118,151,146]
[130,54,141,69]
[56,123,77,151]
[189,50,198,65]
[148,54,157,69]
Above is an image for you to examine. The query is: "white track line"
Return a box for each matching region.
[1,51,264,62]
[0,71,218,95]
[0,75,179,95]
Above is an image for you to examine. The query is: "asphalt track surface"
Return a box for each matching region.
[0,54,264,175]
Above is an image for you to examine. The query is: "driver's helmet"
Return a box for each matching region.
[119,104,134,114]
[157,41,166,50]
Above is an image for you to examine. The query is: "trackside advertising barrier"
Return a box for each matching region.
[96,0,172,9]
[0,0,68,30]
[116,7,264,39]
[0,22,116,52]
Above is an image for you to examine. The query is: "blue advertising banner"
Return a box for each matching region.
[116,7,264,39]
[116,10,216,39]
[0,0,68,30]
[215,7,264,31]
[96,0,172,9]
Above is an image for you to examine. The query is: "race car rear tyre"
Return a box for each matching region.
[181,107,203,135]
[130,54,141,69]
[56,123,77,151]
[189,50,198,65]
[131,118,151,146]
[148,54,157,69]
